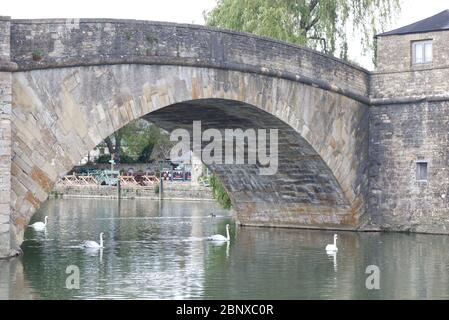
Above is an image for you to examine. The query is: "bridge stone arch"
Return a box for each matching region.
[11,63,369,247]
[1,18,370,251]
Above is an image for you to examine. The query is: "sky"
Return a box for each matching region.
[2,0,448,70]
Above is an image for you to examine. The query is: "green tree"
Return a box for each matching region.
[205,0,400,61]
[102,119,172,163]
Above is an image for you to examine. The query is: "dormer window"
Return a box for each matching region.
[412,40,433,64]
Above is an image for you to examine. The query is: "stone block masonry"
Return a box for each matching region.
[370,26,449,233]
[9,19,370,99]
[0,16,12,258]
[369,101,449,233]
[372,31,449,99]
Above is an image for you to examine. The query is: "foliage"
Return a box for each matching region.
[204,0,400,61]
[209,175,232,209]
[101,119,173,164]
[119,154,138,164]
[138,143,154,163]
[96,154,112,164]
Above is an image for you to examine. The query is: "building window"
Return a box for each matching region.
[416,161,428,181]
[412,40,432,64]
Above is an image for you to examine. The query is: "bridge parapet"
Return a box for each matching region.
[0,16,11,63]
[8,19,369,101]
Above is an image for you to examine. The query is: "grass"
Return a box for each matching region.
[32,50,43,61]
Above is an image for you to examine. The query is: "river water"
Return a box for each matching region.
[1,197,449,299]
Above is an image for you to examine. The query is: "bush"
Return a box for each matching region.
[209,175,232,209]
[120,154,138,164]
[96,154,112,164]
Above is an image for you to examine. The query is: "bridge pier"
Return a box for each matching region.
[0,17,16,259]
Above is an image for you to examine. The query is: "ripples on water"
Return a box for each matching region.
[1,197,449,299]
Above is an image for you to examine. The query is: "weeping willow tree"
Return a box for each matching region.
[205,0,400,62]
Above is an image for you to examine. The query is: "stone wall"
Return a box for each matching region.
[9,19,370,101]
[372,31,449,98]
[52,183,214,201]
[370,29,449,233]
[0,17,12,258]
[0,72,11,257]
[369,101,449,233]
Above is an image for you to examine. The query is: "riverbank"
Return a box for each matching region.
[51,182,214,201]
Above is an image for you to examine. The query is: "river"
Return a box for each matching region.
[1,197,449,299]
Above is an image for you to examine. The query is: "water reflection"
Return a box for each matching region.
[327,252,337,272]
[1,198,449,299]
[0,258,40,299]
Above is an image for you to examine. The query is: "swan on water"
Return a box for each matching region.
[325,234,338,252]
[82,232,104,248]
[208,224,230,241]
[29,216,48,231]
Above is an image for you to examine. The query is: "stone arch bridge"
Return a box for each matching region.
[1,17,372,256]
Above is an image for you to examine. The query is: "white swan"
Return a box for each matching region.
[82,232,104,248]
[325,234,338,252]
[208,224,230,241]
[29,216,48,231]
